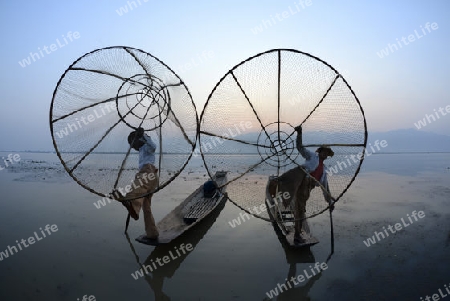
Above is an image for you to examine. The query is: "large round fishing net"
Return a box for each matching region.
[199,49,367,221]
[50,46,198,199]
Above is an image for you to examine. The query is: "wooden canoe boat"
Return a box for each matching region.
[136,171,228,245]
[265,175,319,248]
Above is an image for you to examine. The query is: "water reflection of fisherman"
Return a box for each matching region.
[125,196,228,301]
[263,247,325,301]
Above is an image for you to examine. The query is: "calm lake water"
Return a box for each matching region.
[0,152,449,301]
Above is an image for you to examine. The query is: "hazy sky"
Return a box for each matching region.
[1,0,449,151]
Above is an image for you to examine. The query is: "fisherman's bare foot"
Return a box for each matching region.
[145,236,158,240]
[294,234,305,244]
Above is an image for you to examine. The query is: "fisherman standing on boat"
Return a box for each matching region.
[292,125,334,243]
[114,127,160,240]
[271,125,334,244]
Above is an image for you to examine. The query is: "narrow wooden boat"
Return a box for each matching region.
[265,175,319,248]
[136,171,228,245]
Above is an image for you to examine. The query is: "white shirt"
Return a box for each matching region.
[298,146,328,185]
[138,134,156,169]
[296,134,331,202]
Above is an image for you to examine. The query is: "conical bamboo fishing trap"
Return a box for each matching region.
[50,46,198,200]
[199,49,367,221]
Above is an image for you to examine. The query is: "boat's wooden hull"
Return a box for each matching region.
[136,171,228,246]
[265,175,319,248]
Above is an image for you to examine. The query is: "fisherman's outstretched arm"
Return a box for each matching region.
[142,134,156,152]
[321,177,335,208]
[295,125,313,160]
[136,127,156,152]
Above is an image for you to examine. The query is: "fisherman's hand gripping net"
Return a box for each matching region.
[50,46,198,200]
[199,49,367,221]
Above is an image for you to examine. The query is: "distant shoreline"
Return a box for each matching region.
[1,151,449,155]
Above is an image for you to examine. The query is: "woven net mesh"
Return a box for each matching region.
[50,46,198,199]
[199,49,367,221]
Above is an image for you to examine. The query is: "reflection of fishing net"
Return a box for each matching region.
[199,49,367,221]
[50,46,198,199]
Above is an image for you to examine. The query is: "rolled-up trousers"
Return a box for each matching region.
[125,164,159,238]
[275,166,313,237]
